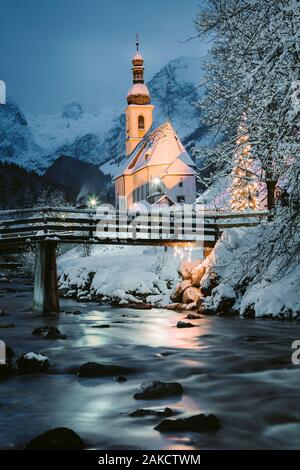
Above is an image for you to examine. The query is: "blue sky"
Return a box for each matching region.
[0,0,208,114]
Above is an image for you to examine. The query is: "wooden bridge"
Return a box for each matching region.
[0,206,267,314]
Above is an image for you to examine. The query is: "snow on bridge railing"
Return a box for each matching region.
[0,206,269,246]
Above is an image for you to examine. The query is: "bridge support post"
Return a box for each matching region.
[33,241,59,315]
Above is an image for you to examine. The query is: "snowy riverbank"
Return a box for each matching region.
[172,223,300,319]
[57,219,300,319]
[58,245,181,307]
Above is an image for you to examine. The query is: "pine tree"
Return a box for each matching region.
[194,0,300,211]
[230,115,258,211]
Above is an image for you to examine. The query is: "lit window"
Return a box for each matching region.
[138,115,145,130]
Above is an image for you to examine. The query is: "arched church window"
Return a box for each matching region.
[138,115,145,130]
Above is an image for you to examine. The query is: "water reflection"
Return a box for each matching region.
[1,282,300,450]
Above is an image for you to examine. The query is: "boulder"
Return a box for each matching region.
[201,271,219,296]
[32,326,67,340]
[114,375,127,383]
[185,302,197,311]
[134,381,183,399]
[0,323,15,328]
[196,296,204,309]
[5,344,15,360]
[126,303,152,310]
[24,427,85,450]
[129,407,174,417]
[186,313,202,320]
[190,265,206,286]
[16,352,49,374]
[170,280,192,302]
[178,259,203,280]
[209,284,237,315]
[0,364,13,380]
[182,287,201,305]
[91,324,110,328]
[166,303,188,312]
[155,413,220,433]
[177,321,195,328]
[77,362,133,378]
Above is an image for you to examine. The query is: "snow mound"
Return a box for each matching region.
[200,223,300,318]
[58,245,179,306]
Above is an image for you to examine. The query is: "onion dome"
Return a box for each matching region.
[127,34,151,105]
[127,83,150,105]
[132,52,144,66]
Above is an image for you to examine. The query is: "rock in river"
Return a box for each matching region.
[177,321,195,328]
[129,407,174,417]
[186,313,202,320]
[0,323,15,328]
[114,375,127,383]
[0,364,13,380]
[155,413,220,433]
[77,362,133,378]
[32,325,67,339]
[134,381,183,399]
[16,352,49,374]
[91,324,110,329]
[24,427,85,450]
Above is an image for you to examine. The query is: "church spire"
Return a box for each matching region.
[125,37,154,156]
[131,36,145,85]
[127,36,150,105]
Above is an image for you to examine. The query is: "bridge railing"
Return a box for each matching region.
[0,207,268,247]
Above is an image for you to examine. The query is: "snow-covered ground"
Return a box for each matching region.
[58,245,181,306]
[200,223,300,318]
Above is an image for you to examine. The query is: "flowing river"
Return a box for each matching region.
[1,267,300,450]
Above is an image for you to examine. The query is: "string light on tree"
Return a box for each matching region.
[230,113,258,212]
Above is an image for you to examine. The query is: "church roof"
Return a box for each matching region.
[114,122,196,180]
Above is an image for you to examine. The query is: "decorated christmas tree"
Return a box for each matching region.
[230,114,258,211]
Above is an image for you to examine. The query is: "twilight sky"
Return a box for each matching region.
[0,0,208,114]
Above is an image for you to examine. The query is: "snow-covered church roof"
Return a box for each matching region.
[114,122,196,180]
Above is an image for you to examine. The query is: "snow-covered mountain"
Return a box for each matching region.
[28,101,116,165]
[0,56,208,175]
[0,99,42,170]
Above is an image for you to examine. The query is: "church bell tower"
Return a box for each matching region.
[125,35,154,156]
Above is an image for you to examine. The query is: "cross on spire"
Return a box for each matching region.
[136,33,139,51]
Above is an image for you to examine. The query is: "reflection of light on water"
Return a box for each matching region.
[131,313,209,350]
[165,435,196,451]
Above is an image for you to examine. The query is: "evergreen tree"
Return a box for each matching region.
[194,0,300,211]
[230,115,258,211]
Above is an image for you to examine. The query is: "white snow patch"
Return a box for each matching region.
[58,245,179,305]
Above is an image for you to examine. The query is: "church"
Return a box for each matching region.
[114,39,196,209]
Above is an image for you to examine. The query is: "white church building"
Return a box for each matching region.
[114,40,196,209]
